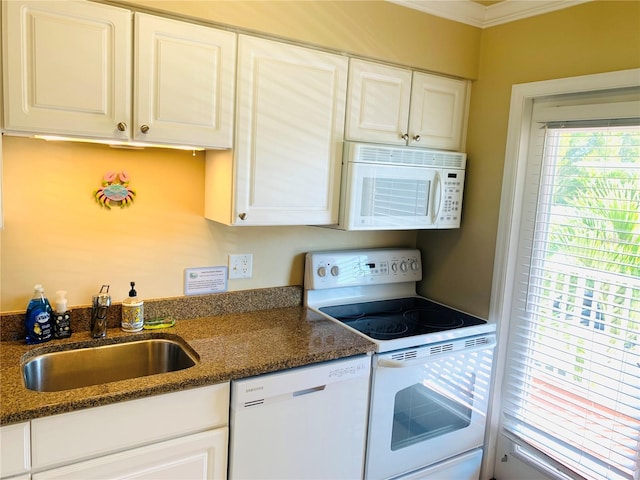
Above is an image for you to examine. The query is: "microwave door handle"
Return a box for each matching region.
[431,172,442,225]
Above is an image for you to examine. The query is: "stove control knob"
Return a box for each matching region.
[391,262,398,273]
[400,261,408,272]
[330,265,340,276]
[410,261,420,271]
[317,266,327,277]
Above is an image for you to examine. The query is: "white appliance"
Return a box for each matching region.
[304,248,496,480]
[228,355,371,480]
[333,142,466,230]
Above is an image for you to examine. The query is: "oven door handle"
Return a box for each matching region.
[376,338,496,368]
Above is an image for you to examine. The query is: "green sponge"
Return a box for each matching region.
[143,316,176,329]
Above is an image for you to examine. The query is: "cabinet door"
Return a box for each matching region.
[408,72,469,151]
[0,422,30,478]
[233,35,347,225]
[134,14,236,148]
[32,428,228,480]
[2,0,131,139]
[345,59,412,145]
[31,383,229,470]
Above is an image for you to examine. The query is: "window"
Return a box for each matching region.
[500,96,640,480]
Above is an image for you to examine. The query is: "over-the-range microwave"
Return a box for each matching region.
[328,142,467,230]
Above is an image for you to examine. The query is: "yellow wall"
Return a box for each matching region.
[417,1,640,317]
[0,137,413,311]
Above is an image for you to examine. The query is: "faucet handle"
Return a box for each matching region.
[93,285,111,308]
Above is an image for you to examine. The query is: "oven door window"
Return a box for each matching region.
[391,378,473,450]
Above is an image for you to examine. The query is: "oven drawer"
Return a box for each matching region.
[397,449,483,480]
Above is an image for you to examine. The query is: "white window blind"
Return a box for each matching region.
[502,101,640,480]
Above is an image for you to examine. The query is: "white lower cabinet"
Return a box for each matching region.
[32,428,228,480]
[0,421,30,479]
[5,383,229,480]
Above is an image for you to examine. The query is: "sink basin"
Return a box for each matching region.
[22,337,199,392]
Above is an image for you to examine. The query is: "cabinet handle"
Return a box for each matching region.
[117,122,127,132]
[238,213,247,220]
[413,134,421,142]
[401,133,409,141]
[140,125,150,134]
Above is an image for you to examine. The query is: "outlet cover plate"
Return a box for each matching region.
[229,254,253,279]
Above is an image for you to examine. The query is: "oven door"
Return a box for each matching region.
[365,335,496,480]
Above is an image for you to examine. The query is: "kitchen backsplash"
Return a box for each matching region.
[0,286,302,342]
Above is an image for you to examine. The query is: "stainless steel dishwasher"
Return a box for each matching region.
[228,355,371,480]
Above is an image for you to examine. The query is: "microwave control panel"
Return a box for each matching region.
[305,248,422,290]
[437,170,465,227]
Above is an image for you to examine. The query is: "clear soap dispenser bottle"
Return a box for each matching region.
[121,281,144,332]
[53,290,72,338]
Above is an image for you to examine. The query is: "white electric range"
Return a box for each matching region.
[304,248,496,480]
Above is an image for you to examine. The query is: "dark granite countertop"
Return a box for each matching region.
[0,287,376,426]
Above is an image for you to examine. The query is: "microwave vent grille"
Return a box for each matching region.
[357,145,466,169]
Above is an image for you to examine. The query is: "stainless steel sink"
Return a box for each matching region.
[22,337,199,392]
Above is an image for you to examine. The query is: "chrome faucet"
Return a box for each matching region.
[91,285,111,338]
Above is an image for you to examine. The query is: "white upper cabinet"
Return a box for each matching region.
[346,59,412,146]
[2,0,132,140]
[409,71,469,151]
[2,1,236,148]
[345,59,470,151]
[134,13,235,147]
[206,35,347,226]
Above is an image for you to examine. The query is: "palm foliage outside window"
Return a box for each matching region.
[502,123,640,480]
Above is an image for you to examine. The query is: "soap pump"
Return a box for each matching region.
[121,281,144,332]
[53,290,72,338]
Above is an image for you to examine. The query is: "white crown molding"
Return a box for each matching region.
[387,0,593,28]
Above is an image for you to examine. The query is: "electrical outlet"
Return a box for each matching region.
[229,254,253,279]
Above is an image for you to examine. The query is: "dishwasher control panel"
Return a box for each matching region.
[305,248,422,290]
[231,355,371,406]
